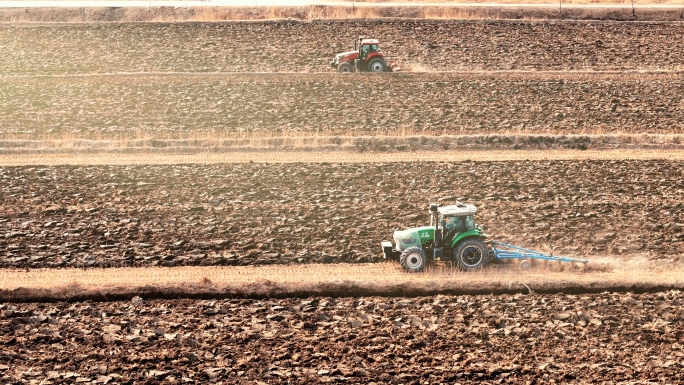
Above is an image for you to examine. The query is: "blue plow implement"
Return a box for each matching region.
[490,241,589,264]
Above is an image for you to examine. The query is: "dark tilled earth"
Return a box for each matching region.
[1,160,683,269]
[2,291,684,384]
[2,20,684,76]
[2,73,683,138]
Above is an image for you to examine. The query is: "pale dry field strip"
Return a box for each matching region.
[346,0,684,4]
[1,262,683,302]
[4,0,682,4]
[4,149,684,166]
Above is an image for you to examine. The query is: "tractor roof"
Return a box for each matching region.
[438,204,477,217]
[361,39,379,45]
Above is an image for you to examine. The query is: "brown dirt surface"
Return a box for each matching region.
[2,20,684,76]
[2,291,684,383]
[1,72,683,139]
[1,160,682,269]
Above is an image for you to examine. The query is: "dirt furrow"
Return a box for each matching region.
[1,72,683,138]
[1,291,683,383]
[2,20,684,76]
[1,160,683,269]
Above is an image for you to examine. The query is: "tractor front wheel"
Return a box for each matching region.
[400,247,427,273]
[367,58,387,73]
[454,238,488,271]
[338,62,353,73]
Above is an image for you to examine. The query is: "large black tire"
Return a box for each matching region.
[453,238,488,271]
[338,62,353,73]
[367,57,386,73]
[400,247,427,273]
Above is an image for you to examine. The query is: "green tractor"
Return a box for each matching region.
[381,202,489,272]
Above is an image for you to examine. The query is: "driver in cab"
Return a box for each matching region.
[444,217,464,239]
[361,44,371,60]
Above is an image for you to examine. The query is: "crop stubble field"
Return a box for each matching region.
[2,17,684,385]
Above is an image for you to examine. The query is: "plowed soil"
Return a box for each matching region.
[2,160,682,269]
[2,20,684,76]
[2,72,683,138]
[3,15,684,385]
[2,291,684,384]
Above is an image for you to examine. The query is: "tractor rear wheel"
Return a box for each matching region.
[338,62,353,73]
[367,57,387,73]
[454,238,488,271]
[400,247,427,273]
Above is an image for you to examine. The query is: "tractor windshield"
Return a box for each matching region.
[443,215,476,240]
[445,216,464,231]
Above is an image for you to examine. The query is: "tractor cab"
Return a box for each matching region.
[330,36,401,73]
[438,204,478,243]
[359,39,379,61]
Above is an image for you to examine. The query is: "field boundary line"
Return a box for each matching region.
[2,16,684,26]
[2,149,684,165]
[1,263,683,303]
[2,69,684,79]
[2,2,684,9]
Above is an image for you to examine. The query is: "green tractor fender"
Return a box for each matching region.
[450,230,488,249]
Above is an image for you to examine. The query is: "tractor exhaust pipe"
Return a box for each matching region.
[429,204,438,227]
[429,204,443,250]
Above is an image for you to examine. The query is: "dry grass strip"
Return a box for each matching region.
[1,262,683,302]
[2,4,682,24]
[2,149,684,166]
